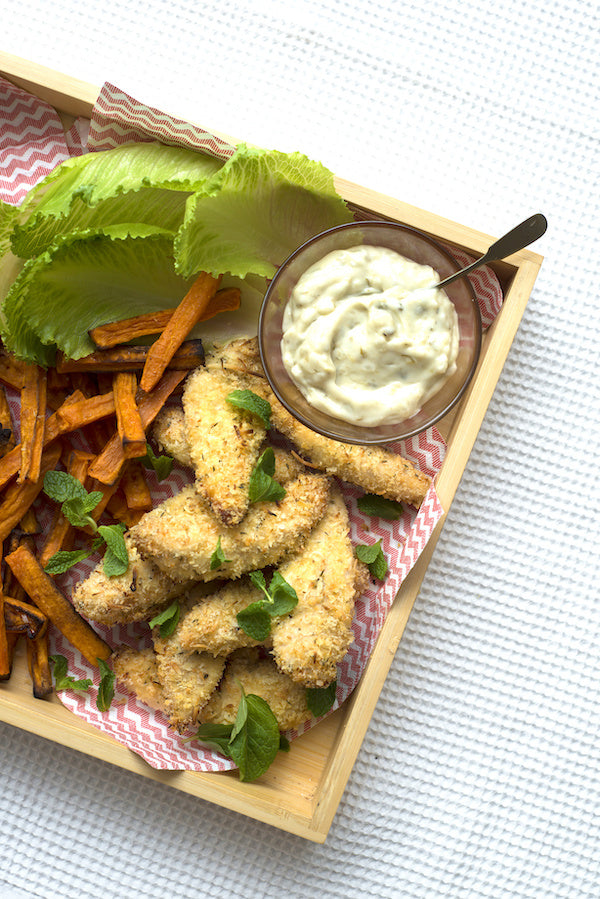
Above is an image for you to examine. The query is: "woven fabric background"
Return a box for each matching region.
[1,1,599,897]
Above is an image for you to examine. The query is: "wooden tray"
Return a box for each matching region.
[0,52,544,842]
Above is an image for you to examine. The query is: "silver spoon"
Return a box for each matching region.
[435,213,548,290]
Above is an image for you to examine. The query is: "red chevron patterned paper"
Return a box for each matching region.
[0,79,496,771]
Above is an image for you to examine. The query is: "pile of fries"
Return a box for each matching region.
[0,272,238,698]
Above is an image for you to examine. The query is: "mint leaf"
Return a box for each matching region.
[230,686,249,742]
[306,680,337,717]
[43,470,88,503]
[60,497,97,529]
[356,494,404,519]
[355,540,388,580]
[44,548,94,575]
[193,722,234,756]
[236,603,272,642]
[96,657,115,712]
[279,734,291,752]
[227,691,281,782]
[248,447,286,504]
[142,443,173,481]
[248,569,268,595]
[268,571,298,617]
[226,389,272,429]
[98,524,129,577]
[148,601,180,638]
[50,654,93,692]
[210,536,232,570]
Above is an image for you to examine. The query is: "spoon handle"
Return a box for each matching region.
[437,213,547,289]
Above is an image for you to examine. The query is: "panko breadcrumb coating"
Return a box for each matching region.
[130,467,331,582]
[214,337,431,508]
[198,648,312,733]
[271,485,365,688]
[152,406,192,468]
[178,579,268,656]
[182,366,266,525]
[112,645,166,714]
[153,599,226,732]
[71,536,184,625]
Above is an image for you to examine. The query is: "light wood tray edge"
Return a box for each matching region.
[0,51,544,842]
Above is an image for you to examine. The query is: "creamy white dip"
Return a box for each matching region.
[280,245,459,427]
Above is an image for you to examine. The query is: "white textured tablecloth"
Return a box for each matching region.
[1,2,599,897]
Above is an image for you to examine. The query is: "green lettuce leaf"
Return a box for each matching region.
[174,144,353,279]
[11,142,223,258]
[1,224,195,364]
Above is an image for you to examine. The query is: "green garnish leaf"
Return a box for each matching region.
[227,690,281,782]
[141,443,174,481]
[96,657,115,712]
[43,470,88,503]
[355,540,388,580]
[50,654,93,693]
[356,494,404,520]
[248,447,286,504]
[236,569,298,640]
[193,722,234,756]
[236,603,273,642]
[279,734,291,752]
[148,601,180,638]
[210,536,232,570]
[226,389,272,429]
[306,680,338,717]
[44,548,94,575]
[97,524,129,577]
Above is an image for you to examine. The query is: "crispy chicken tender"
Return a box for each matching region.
[152,406,192,468]
[153,598,226,733]
[130,467,331,583]
[112,645,167,714]
[214,337,431,508]
[271,485,365,688]
[71,536,184,625]
[178,579,268,656]
[182,366,267,525]
[199,648,312,733]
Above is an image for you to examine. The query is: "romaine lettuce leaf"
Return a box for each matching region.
[11,142,223,258]
[174,144,353,279]
[1,224,195,364]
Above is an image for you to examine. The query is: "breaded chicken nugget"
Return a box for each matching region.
[178,579,268,656]
[71,536,184,625]
[152,406,192,468]
[214,337,431,508]
[271,486,365,688]
[182,365,267,525]
[198,647,312,733]
[130,467,331,583]
[112,645,167,714]
[153,599,226,733]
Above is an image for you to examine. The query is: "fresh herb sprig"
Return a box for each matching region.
[248,447,286,504]
[43,471,129,577]
[226,389,272,429]
[355,539,388,580]
[141,442,174,481]
[356,493,404,520]
[50,653,116,713]
[236,570,298,641]
[306,680,338,717]
[194,686,284,781]
[148,601,180,638]
[210,536,232,570]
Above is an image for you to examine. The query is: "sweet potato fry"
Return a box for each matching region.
[26,631,53,698]
[5,544,112,665]
[40,449,94,568]
[120,461,153,512]
[105,489,145,528]
[89,286,241,349]
[0,390,85,491]
[0,442,62,542]
[55,340,205,374]
[0,385,16,459]
[140,271,221,393]
[0,543,9,680]
[0,625,19,680]
[18,507,40,535]
[0,352,27,391]
[3,595,48,640]
[113,372,146,459]
[19,363,47,484]
[55,390,116,433]
[87,369,187,485]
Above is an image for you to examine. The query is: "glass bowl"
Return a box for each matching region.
[258,220,482,445]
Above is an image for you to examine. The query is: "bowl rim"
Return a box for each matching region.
[258,219,483,446]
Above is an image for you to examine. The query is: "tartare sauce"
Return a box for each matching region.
[280,244,459,427]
